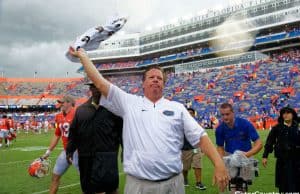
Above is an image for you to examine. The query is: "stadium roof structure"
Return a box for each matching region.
[75,0,300,75]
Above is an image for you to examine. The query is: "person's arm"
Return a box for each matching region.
[116,116,124,163]
[244,120,263,157]
[42,135,60,159]
[217,146,225,157]
[199,135,229,192]
[262,158,268,168]
[244,138,263,158]
[68,47,110,98]
[262,126,277,167]
[182,108,228,191]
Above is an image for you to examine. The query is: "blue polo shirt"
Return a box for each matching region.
[215,117,259,154]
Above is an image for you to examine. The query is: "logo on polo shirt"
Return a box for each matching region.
[163,110,174,116]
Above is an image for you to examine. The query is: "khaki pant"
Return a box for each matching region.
[182,148,203,170]
[124,174,185,194]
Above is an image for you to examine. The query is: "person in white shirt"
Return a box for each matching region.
[68,47,229,194]
[44,120,49,133]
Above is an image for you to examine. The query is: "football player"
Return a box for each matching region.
[0,115,10,147]
[41,96,78,194]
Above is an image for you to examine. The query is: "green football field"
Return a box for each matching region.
[0,130,278,194]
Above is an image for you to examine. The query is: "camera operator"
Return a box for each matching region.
[215,103,263,192]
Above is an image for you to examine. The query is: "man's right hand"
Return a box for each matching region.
[41,149,51,159]
[68,46,86,58]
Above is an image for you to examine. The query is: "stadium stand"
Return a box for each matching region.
[1,0,299,129]
[2,49,298,129]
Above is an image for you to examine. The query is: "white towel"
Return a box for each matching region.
[66,16,127,63]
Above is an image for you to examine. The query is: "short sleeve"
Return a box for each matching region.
[215,125,224,147]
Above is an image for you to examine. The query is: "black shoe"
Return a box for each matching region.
[184,179,189,187]
[196,182,207,190]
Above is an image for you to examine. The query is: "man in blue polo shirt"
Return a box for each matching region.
[215,103,262,157]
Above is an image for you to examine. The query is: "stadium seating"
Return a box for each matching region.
[0,50,299,128]
[98,29,300,69]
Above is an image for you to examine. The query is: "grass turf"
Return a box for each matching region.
[0,130,278,194]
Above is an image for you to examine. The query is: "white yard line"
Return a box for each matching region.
[0,146,63,152]
[0,157,56,165]
[0,145,62,165]
[32,183,80,194]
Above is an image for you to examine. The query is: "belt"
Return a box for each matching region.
[152,173,179,182]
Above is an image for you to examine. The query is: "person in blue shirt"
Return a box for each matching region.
[215,103,262,157]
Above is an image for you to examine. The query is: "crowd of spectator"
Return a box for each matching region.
[0,49,299,130]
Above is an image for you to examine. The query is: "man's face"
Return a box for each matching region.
[220,107,234,126]
[283,111,293,122]
[56,102,62,109]
[61,101,72,113]
[142,69,164,97]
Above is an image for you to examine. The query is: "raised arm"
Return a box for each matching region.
[68,47,110,98]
